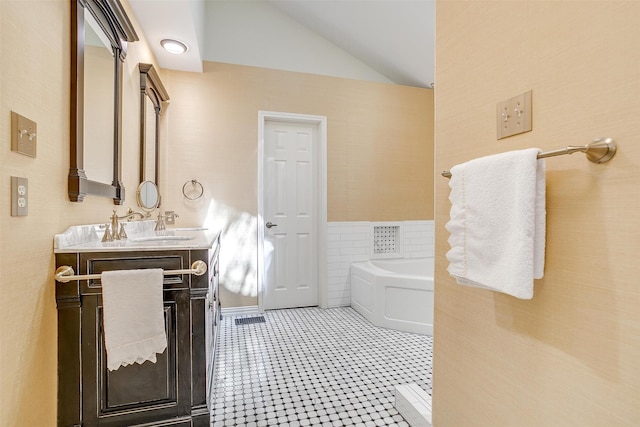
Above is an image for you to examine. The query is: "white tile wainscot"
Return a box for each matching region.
[327,222,370,307]
[326,220,434,308]
[403,220,435,258]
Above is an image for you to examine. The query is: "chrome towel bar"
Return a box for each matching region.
[55,260,207,283]
[441,137,617,178]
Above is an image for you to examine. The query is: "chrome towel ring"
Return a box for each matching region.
[182,179,204,200]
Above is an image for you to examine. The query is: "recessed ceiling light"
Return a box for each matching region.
[160,39,188,54]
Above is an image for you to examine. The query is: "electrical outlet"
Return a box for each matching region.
[496,90,532,139]
[11,112,37,157]
[11,177,28,216]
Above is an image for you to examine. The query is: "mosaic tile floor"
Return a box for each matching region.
[211,307,433,426]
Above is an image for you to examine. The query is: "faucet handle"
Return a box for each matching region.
[155,213,166,231]
[118,223,128,240]
[100,224,113,242]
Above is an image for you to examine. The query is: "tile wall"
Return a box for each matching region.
[327,221,434,308]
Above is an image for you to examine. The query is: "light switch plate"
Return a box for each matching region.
[11,176,28,216]
[497,90,532,139]
[11,111,37,157]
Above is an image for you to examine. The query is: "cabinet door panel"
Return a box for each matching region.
[82,290,190,425]
[191,296,207,409]
[99,304,176,408]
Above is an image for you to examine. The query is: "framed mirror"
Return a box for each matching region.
[69,0,138,204]
[138,63,169,186]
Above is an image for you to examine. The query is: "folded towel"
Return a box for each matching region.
[101,268,167,371]
[445,148,546,299]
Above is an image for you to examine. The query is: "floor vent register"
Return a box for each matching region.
[235,316,266,326]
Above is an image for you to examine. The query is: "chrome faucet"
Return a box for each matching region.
[110,210,120,239]
[109,209,148,240]
[118,208,148,221]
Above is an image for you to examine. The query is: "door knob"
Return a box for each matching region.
[266,222,278,229]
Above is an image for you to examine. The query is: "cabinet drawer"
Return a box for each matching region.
[79,252,188,293]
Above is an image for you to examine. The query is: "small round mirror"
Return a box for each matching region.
[136,181,160,211]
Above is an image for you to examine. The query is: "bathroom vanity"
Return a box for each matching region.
[54,223,220,426]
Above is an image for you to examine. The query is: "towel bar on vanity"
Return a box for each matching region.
[54,260,208,283]
[440,137,617,178]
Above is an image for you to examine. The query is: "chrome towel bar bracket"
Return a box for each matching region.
[55,260,208,283]
[441,137,617,178]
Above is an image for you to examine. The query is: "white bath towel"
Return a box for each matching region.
[445,148,546,299]
[101,268,167,371]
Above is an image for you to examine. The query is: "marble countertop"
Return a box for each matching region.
[54,220,219,253]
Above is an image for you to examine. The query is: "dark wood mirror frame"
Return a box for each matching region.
[69,0,138,204]
[139,63,170,186]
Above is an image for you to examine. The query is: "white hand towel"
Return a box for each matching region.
[445,148,546,299]
[101,268,167,371]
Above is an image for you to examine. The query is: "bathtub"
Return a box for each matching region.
[350,258,434,335]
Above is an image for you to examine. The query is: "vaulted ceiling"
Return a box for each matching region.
[128,0,435,89]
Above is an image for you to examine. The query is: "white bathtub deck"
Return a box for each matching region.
[351,257,434,335]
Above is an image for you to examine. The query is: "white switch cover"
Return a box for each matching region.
[11,177,28,216]
[497,90,532,139]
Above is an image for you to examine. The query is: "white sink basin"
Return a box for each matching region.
[130,235,195,243]
[171,227,208,231]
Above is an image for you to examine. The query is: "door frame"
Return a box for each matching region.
[257,111,328,311]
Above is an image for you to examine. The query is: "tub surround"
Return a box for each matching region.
[328,220,434,308]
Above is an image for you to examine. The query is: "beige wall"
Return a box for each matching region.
[163,62,434,308]
[434,1,640,426]
[0,1,159,425]
[0,1,433,420]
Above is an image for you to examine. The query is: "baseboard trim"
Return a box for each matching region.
[221,305,261,317]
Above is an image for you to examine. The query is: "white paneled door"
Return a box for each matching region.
[263,120,318,309]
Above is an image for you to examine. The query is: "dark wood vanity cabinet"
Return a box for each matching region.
[55,237,220,426]
[205,243,221,410]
